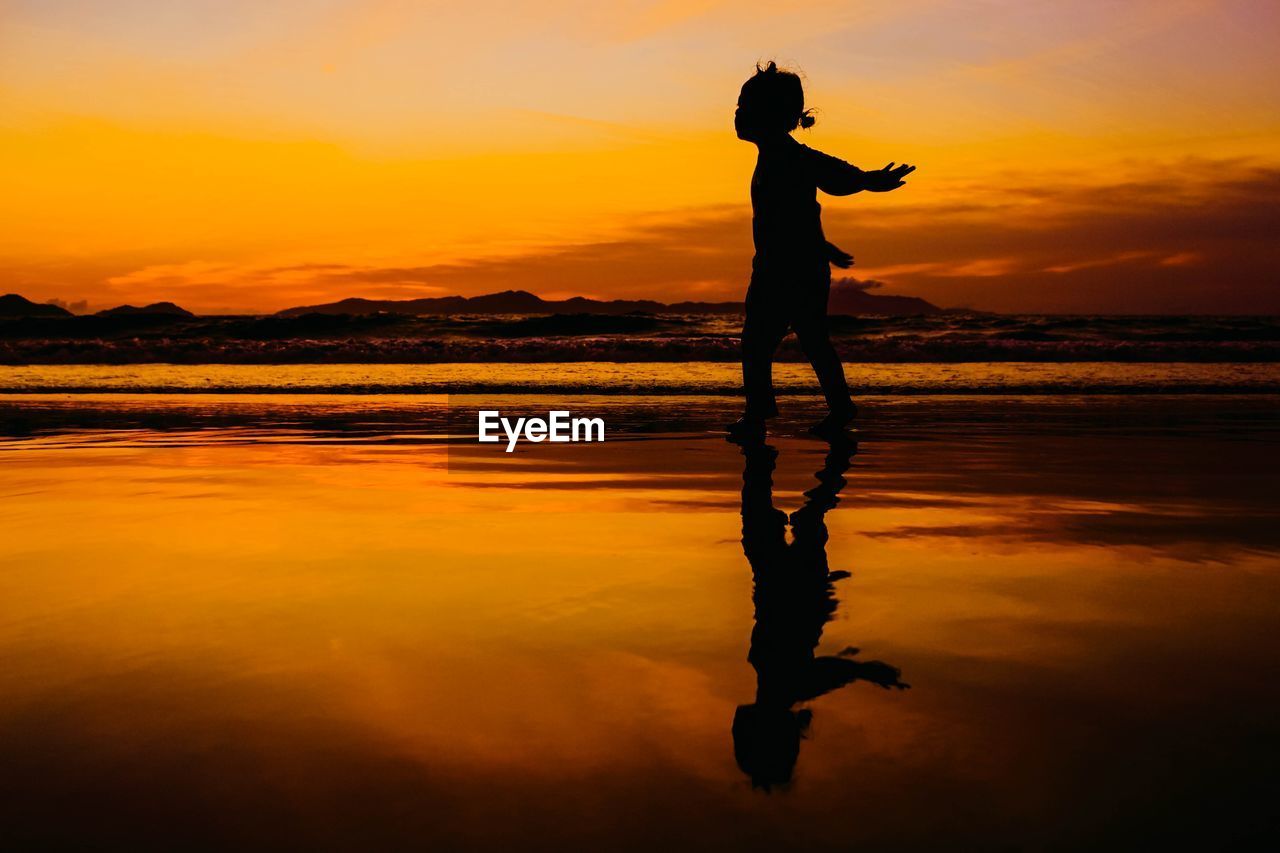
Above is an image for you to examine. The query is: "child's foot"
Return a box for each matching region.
[808,403,858,438]
[726,416,766,442]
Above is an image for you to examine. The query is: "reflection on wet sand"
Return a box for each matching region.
[735,437,907,789]
[1,394,1278,848]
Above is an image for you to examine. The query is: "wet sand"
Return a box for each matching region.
[1,393,1278,849]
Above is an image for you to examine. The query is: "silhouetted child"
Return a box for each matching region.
[728,62,915,440]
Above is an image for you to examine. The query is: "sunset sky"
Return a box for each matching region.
[2,0,1277,314]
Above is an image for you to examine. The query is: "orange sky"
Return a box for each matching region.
[2,0,1278,314]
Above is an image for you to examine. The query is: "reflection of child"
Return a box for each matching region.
[733,439,908,790]
[729,62,915,439]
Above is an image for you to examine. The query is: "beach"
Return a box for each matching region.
[6,0,1277,843]
[2,380,1277,849]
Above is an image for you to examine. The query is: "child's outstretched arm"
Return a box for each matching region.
[807,148,868,196]
[808,148,915,195]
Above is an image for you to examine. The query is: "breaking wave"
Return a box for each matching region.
[3,313,1280,364]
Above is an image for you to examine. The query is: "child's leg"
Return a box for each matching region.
[741,284,790,420]
[792,287,853,417]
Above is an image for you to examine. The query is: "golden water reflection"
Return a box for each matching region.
[1,395,1277,848]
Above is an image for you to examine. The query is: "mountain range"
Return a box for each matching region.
[1,295,195,319]
[0,294,73,318]
[3,282,943,320]
[97,302,194,318]
[276,282,942,317]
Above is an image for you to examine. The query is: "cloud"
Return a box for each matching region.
[835,278,885,292]
[940,258,1023,278]
[275,157,1276,314]
[842,158,1280,313]
[1043,251,1158,275]
[43,297,89,314]
[14,157,1278,315]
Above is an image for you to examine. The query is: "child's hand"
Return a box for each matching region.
[825,240,855,269]
[864,162,915,192]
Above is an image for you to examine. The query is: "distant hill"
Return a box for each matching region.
[97,302,194,317]
[0,294,73,318]
[278,284,943,317]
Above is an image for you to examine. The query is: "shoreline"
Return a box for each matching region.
[2,361,1278,395]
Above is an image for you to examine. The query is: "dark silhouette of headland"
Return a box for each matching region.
[97,302,194,318]
[276,283,942,318]
[0,295,197,319]
[0,294,73,318]
[2,286,942,321]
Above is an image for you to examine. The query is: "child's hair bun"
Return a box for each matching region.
[744,61,813,132]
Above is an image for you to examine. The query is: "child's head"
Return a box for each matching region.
[735,61,814,142]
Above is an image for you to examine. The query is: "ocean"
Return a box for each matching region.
[3,312,1279,365]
